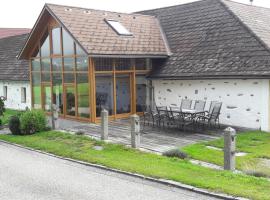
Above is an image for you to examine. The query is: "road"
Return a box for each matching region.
[0,142,219,200]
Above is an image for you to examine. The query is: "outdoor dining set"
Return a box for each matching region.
[142,99,223,131]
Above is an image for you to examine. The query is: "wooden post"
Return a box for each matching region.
[101,109,108,140]
[224,127,236,171]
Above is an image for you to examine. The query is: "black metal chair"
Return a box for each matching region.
[142,105,159,127]
[180,99,192,110]
[196,102,222,128]
[156,106,173,128]
[194,100,206,112]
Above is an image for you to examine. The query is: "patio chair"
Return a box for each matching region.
[156,106,174,128]
[194,100,206,112]
[180,99,192,110]
[142,106,159,127]
[196,102,222,128]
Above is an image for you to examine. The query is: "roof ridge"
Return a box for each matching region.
[219,0,270,53]
[45,3,156,18]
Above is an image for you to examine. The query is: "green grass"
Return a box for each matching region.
[0,131,270,200]
[182,131,270,178]
[0,109,23,125]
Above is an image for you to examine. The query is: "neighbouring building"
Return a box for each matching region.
[0,28,31,110]
[17,0,270,131]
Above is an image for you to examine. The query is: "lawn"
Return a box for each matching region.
[182,131,270,178]
[0,109,23,125]
[0,131,269,200]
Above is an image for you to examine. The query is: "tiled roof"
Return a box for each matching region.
[45,4,169,56]
[0,28,30,39]
[139,0,270,79]
[0,34,29,81]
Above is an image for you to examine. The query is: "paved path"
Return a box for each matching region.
[0,142,219,200]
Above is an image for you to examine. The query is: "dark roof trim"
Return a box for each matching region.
[90,54,168,58]
[219,0,270,54]
[148,75,270,80]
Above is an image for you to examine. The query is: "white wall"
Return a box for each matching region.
[0,81,31,110]
[153,79,270,131]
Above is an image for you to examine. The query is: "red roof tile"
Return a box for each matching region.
[0,28,31,39]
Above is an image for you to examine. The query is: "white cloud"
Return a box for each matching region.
[0,0,270,28]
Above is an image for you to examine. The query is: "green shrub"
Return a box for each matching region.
[163,149,188,159]
[0,96,5,117]
[20,109,47,135]
[8,116,21,135]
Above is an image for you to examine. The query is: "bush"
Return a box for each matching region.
[20,109,47,135]
[0,96,6,117]
[163,149,188,159]
[9,116,21,135]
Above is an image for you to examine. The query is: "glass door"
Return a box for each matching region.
[64,85,76,117]
[42,84,51,112]
[115,74,131,115]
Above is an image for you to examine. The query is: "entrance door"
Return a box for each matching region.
[42,84,51,112]
[64,85,76,117]
[115,74,131,115]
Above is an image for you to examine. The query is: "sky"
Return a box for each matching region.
[1,0,270,28]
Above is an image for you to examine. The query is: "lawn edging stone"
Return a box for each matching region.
[0,139,247,200]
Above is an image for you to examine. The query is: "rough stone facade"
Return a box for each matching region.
[0,81,31,110]
[153,79,270,130]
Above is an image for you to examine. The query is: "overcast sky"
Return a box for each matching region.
[1,0,270,28]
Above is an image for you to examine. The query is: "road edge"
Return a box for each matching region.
[0,139,247,200]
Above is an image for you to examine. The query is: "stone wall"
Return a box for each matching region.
[153,79,270,130]
[0,81,31,110]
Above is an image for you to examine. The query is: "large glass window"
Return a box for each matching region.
[41,58,50,71]
[64,73,74,83]
[95,74,113,117]
[77,73,90,118]
[115,58,132,70]
[116,74,131,114]
[52,73,63,114]
[62,29,74,56]
[32,59,41,71]
[94,58,113,71]
[52,58,62,71]
[136,76,147,112]
[64,57,74,71]
[76,43,86,56]
[76,57,88,71]
[41,72,50,82]
[40,31,50,57]
[32,73,41,109]
[65,86,76,116]
[43,85,51,112]
[52,27,61,55]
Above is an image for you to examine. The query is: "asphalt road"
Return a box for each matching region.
[0,142,219,200]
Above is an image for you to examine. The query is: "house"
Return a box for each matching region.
[0,28,31,110]
[17,0,270,131]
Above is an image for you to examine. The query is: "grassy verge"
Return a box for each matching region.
[182,131,270,178]
[0,131,269,199]
[1,109,23,125]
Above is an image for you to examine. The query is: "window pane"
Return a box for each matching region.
[65,86,76,116]
[76,43,86,56]
[31,59,40,71]
[52,27,61,55]
[64,57,74,71]
[94,58,113,71]
[115,58,132,70]
[136,76,147,112]
[40,31,50,57]
[53,73,63,114]
[52,58,62,71]
[43,85,51,112]
[116,74,131,114]
[62,29,74,56]
[95,74,113,117]
[135,58,149,70]
[41,58,50,71]
[64,73,74,83]
[41,72,51,82]
[32,73,41,109]
[77,73,90,118]
[76,57,88,71]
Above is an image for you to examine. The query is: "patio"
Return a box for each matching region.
[56,118,222,153]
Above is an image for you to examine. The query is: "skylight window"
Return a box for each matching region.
[106,19,132,36]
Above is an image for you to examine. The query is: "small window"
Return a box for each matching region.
[105,19,132,36]
[3,86,7,99]
[21,87,26,103]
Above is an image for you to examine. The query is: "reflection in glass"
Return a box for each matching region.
[64,57,74,71]
[41,58,50,71]
[53,73,63,114]
[116,74,131,114]
[41,73,50,82]
[43,85,51,112]
[40,31,50,57]
[77,73,90,118]
[62,29,74,56]
[115,58,132,70]
[52,58,62,71]
[76,43,86,56]
[95,74,113,117]
[65,86,75,116]
[32,59,40,71]
[136,76,147,112]
[32,73,41,109]
[64,73,74,83]
[52,27,61,55]
[76,57,88,71]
